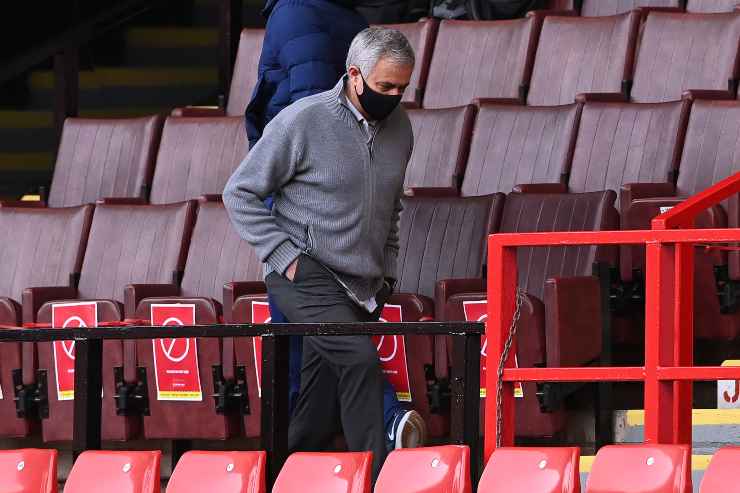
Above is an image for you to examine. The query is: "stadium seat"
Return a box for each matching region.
[127,198,261,440]
[698,446,740,492]
[272,452,372,493]
[0,205,93,438]
[585,444,690,493]
[460,103,579,197]
[630,11,740,103]
[147,116,248,204]
[478,447,580,493]
[64,450,161,493]
[527,11,639,105]
[439,191,617,438]
[687,0,740,13]
[167,450,267,493]
[45,116,163,207]
[374,445,470,493]
[422,18,539,108]
[387,19,438,108]
[0,448,57,493]
[579,0,681,16]
[29,202,195,442]
[405,105,476,193]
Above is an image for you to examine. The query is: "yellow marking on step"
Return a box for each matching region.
[30,67,217,90]
[0,153,52,171]
[626,409,740,426]
[126,28,217,48]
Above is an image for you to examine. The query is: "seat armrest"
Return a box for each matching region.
[0,200,46,208]
[404,187,459,198]
[575,92,629,103]
[434,278,486,320]
[682,89,735,101]
[638,6,684,20]
[170,106,226,117]
[474,97,523,107]
[527,8,578,18]
[223,281,267,323]
[123,283,180,318]
[199,194,223,203]
[22,286,78,323]
[512,183,568,194]
[619,182,676,214]
[96,197,148,205]
[543,276,602,368]
[387,293,435,321]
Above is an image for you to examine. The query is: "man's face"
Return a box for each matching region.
[349,57,413,96]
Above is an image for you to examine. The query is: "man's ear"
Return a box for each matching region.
[347,65,364,95]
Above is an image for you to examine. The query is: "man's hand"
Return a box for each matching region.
[285,257,299,281]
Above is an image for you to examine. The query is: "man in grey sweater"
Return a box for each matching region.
[223,27,414,476]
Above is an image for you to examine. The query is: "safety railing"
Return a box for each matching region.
[486,171,740,461]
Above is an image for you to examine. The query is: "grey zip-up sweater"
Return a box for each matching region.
[223,78,414,302]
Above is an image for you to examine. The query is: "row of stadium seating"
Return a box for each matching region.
[194,8,740,116]
[2,443,737,492]
[556,0,739,16]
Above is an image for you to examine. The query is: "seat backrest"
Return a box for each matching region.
[580,0,680,16]
[461,103,579,197]
[272,452,372,493]
[0,448,57,493]
[226,29,265,116]
[569,100,689,202]
[149,116,248,204]
[405,105,476,191]
[0,205,92,302]
[631,12,740,103]
[699,446,740,492]
[49,116,163,207]
[478,447,580,493]
[396,194,504,298]
[500,191,616,300]
[180,200,263,299]
[687,0,740,13]
[586,444,690,493]
[375,445,471,493]
[528,12,639,105]
[167,450,266,493]
[64,451,161,493]
[423,18,538,108]
[386,19,438,108]
[77,202,194,301]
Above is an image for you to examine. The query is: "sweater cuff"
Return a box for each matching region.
[267,240,303,275]
[383,247,398,280]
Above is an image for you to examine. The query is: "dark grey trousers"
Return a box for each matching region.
[265,254,389,479]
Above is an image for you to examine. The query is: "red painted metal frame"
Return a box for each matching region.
[485,172,740,461]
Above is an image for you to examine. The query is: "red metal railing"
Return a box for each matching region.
[485,172,740,461]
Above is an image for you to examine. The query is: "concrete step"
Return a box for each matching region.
[124,27,218,67]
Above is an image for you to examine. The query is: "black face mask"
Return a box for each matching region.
[355,74,402,121]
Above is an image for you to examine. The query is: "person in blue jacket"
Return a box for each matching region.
[244,0,426,451]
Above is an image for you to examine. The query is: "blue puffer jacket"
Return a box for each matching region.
[245,0,368,147]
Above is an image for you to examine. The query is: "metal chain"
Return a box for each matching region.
[495,288,525,448]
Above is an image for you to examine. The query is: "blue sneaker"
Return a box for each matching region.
[385,409,427,451]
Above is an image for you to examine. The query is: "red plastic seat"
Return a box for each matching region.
[375,445,471,493]
[585,445,690,493]
[272,452,372,493]
[386,19,438,108]
[64,451,160,493]
[0,448,57,493]
[478,447,580,493]
[167,451,266,493]
[699,446,740,492]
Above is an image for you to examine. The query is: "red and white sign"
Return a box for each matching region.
[251,301,271,398]
[151,304,202,401]
[374,304,412,402]
[52,302,97,401]
[462,301,523,399]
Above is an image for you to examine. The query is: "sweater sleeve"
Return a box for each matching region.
[384,127,414,280]
[223,121,303,275]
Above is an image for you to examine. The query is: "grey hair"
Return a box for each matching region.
[345,26,415,75]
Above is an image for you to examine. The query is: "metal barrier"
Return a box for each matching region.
[0,321,482,485]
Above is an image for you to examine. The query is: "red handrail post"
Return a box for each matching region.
[485,239,517,461]
[673,243,695,446]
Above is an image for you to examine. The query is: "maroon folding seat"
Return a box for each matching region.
[0,205,92,438]
[460,103,579,197]
[25,202,195,442]
[438,191,617,438]
[42,116,163,207]
[579,0,680,16]
[405,105,475,193]
[687,0,740,13]
[527,12,639,105]
[422,18,539,109]
[126,198,262,440]
[386,19,438,109]
[173,28,264,117]
[630,11,740,103]
[148,116,248,204]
